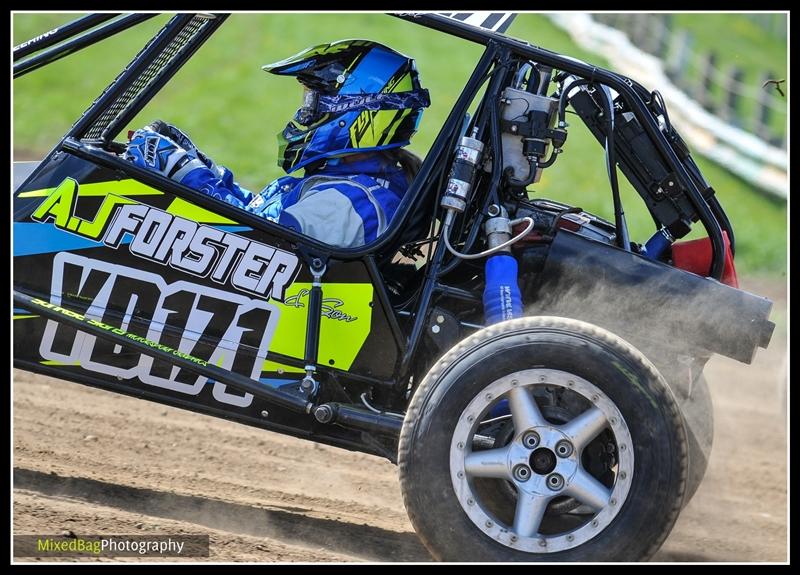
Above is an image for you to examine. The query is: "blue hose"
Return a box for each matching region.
[483,253,523,324]
[643,227,673,260]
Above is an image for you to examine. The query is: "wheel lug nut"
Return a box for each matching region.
[513,464,532,482]
[522,431,540,449]
[546,473,564,491]
[555,440,573,458]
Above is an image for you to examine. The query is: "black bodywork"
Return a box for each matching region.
[13,13,774,461]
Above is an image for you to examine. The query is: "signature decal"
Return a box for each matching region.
[284,288,358,322]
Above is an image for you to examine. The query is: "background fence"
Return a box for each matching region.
[593,13,787,150]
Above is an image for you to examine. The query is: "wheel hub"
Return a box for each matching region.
[450,369,635,553]
[530,447,556,475]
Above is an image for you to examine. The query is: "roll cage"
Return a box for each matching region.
[13,12,745,452]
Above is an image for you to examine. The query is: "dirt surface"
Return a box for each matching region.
[12,278,787,563]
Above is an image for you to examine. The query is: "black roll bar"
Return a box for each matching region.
[13,13,121,60]
[14,14,158,79]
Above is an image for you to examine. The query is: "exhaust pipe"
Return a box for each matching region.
[525,230,774,364]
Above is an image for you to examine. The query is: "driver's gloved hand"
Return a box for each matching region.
[124,126,253,209]
[147,120,223,176]
[123,127,208,183]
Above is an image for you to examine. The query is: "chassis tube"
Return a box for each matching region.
[13,14,157,78]
[14,13,121,60]
[363,255,407,355]
[100,14,229,142]
[313,403,403,437]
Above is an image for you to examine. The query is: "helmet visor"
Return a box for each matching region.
[295,87,321,126]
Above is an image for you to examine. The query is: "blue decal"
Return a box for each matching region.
[13,223,130,257]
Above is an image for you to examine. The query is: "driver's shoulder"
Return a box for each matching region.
[299,173,379,196]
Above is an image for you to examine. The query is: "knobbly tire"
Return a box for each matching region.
[398,316,688,561]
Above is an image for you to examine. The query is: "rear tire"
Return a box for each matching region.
[679,373,713,505]
[399,316,688,561]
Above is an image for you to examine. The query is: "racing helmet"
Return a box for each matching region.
[263,39,430,173]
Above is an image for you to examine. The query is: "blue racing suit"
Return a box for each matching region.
[124,126,409,248]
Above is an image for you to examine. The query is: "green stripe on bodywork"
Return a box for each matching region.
[19,179,164,198]
[166,197,237,224]
[14,314,39,320]
[40,360,81,366]
[24,178,239,226]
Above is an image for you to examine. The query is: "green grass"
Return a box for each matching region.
[13,13,786,275]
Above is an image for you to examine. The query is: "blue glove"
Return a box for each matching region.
[124,126,253,209]
[123,127,206,182]
[147,120,223,177]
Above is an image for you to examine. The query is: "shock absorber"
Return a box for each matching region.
[483,205,523,324]
[300,257,326,398]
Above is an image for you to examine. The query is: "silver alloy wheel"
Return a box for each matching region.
[449,369,634,553]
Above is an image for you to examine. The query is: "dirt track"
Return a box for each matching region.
[12,279,787,563]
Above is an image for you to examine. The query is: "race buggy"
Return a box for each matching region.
[13,13,775,562]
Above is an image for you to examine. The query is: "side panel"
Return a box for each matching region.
[13,153,400,453]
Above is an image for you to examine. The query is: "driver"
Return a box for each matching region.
[123,39,429,248]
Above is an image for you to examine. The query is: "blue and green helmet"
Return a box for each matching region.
[263,39,430,173]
